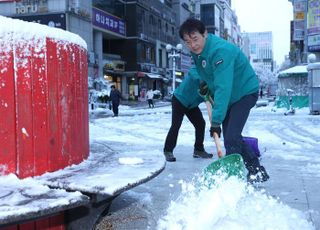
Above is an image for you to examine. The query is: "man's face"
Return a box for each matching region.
[183,31,207,55]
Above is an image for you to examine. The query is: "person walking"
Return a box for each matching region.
[146,88,154,108]
[109,85,122,117]
[179,18,269,183]
[163,66,212,162]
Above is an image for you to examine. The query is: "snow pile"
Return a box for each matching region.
[157,173,315,230]
[119,157,144,165]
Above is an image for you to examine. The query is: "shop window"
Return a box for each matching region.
[142,44,146,61]
[158,49,162,67]
[150,47,155,63]
[149,15,154,25]
[146,47,151,62]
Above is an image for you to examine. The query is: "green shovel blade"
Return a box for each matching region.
[202,153,246,187]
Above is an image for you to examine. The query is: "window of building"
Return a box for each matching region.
[149,15,154,25]
[150,47,155,63]
[158,49,162,67]
[142,43,147,61]
[158,19,162,37]
[93,0,124,18]
[146,47,151,61]
[137,9,146,34]
[200,4,215,26]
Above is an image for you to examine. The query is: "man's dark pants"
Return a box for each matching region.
[164,95,205,153]
[112,102,119,116]
[222,92,260,172]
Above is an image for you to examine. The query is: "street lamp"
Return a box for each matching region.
[166,43,182,92]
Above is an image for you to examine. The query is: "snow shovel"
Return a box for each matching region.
[203,99,246,185]
[203,153,246,185]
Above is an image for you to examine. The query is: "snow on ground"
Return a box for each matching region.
[1,101,319,229]
[91,101,319,229]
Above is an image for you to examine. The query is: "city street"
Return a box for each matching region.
[91,102,320,229]
[0,1,315,229]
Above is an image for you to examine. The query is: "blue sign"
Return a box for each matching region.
[92,7,126,36]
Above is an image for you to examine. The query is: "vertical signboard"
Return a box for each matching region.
[308,0,320,51]
[293,0,307,41]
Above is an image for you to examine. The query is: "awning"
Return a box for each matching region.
[278,65,308,78]
[146,73,163,79]
[279,65,307,74]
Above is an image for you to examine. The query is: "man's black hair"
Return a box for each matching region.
[179,18,206,39]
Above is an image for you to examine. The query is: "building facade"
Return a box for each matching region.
[289,0,320,65]
[243,31,274,72]
[193,0,241,45]
[0,0,243,101]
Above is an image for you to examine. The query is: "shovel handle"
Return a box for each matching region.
[205,101,212,120]
[213,133,223,158]
[205,100,224,158]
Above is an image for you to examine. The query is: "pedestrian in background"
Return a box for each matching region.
[179,18,269,183]
[163,66,212,162]
[146,88,154,108]
[109,85,122,117]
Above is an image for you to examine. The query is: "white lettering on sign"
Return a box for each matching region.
[16,5,38,14]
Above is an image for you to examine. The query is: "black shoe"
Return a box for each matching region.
[164,151,176,162]
[247,166,269,184]
[193,150,213,159]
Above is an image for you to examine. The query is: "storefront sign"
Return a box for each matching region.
[294,29,305,41]
[92,7,126,36]
[307,0,320,51]
[15,0,48,14]
[139,63,155,72]
[308,34,320,51]
[104,60,125,72]
[308,0,320,34]
[294,12,305,20]
[294,0,307,12]
[13,13,66,30]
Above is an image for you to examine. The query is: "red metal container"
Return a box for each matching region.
[0,18,89,178]
[0,15,89,230]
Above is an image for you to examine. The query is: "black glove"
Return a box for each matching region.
[198,81,209,96]
[210,126,221,138]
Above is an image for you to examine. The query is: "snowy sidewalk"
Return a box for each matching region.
[89,100,171,119]
[0,102,168,227]
[262,155,320,228]
[2,102,319,229]
[0,141,165,228]
[92,104,320,229]
[35,142,165,196]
